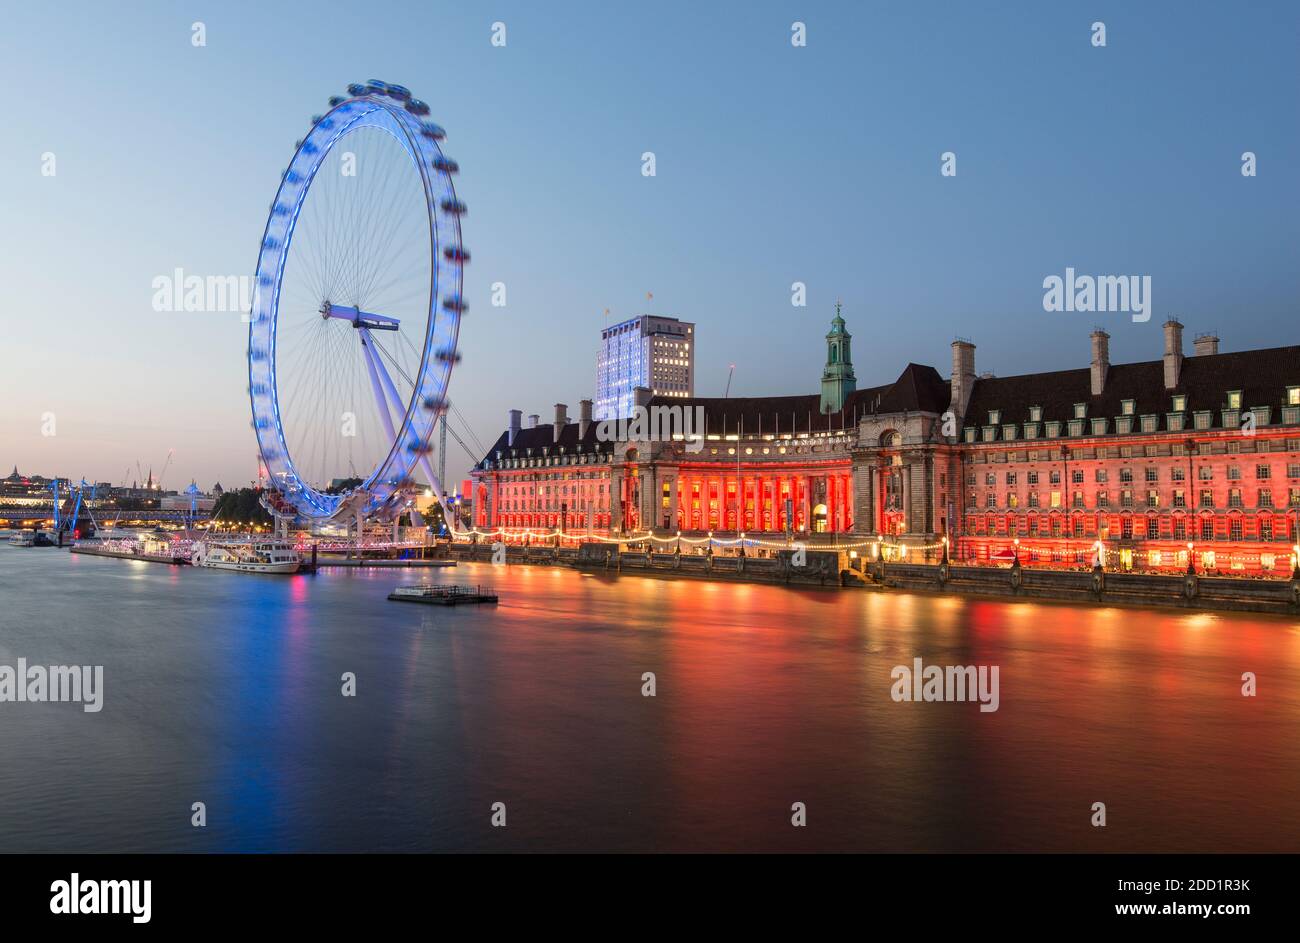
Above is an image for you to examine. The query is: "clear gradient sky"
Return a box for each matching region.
[1,1,1297,490]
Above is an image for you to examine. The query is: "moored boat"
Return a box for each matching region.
[190,539,300,574]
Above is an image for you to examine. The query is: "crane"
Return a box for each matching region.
[156,449,175,490]
[724,363,735,398]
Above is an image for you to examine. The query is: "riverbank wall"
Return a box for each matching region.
[443,542,1300,615]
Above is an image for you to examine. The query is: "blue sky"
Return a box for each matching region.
[1,0,1296,490]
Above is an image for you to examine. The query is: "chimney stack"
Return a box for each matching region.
[527,414,539,429]
[579,399,593,438]
[1193,332,1219,357]
[1163,318,1184,390]
[1090,329,1110,397]
[949,339,977,425]
[507,409,522,447]
[553,403,568,443]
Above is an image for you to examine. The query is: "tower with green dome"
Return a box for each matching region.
[819,301,856,414]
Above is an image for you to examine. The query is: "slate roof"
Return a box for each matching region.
[963,346,1300,430]
[475,363,953,466]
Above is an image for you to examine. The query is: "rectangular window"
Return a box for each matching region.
[1289,387,1300,406]
[1228,488,1242,508]
[1172,395,1187,412]
[1097,491,1109,508]
[1173,489,1186,507]
[1046,421,1061,438]
[1091,418,1108,436]
[1006,472,1017,486]
[1145,467,1158,482]
[988,410,1001,425]
[1121,399,1136,416]
[1198,466,1213,480]
[1029,406,1043,422]
[1147,489,1159,508]
[1167,413,1185,432]
[1003,424,1017,441]
[1121,490,1134,508]
[1068,419,1084,437]
[964,427,977,443]
[1227,390,1242,409]
[1259,488,1273,508]
[1095,469,1108,483]
[1257,464,1272,479]
[1028,492,1040,508]
[1074,403,1087,419]
[1119,468,1133,483]
[1194,411,1212,430]
[1200,490,1214,508]
[1050,470,1061,484]
[1227,465,1241,480]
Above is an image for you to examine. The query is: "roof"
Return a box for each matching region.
[478,418,615,465]
[474,363,951,466]
[963,345,1300,429]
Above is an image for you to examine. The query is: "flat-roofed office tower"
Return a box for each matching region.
[595,315,695,419]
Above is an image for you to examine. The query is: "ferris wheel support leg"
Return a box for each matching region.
[359,330,399,448]
[362,330,459,530]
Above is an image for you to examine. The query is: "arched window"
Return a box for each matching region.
[830,345,838,363]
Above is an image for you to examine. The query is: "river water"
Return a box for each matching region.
[1,542,1298,852]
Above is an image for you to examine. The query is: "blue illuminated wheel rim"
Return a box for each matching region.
[247,83,466,522]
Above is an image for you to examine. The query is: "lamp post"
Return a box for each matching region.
[1187,541,1196,575]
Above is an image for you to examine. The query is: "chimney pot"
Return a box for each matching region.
[1163,319,1184,390]
[553,403,568,443]
[527,414,539,429]
[949,339,977,427]
[579,399,593,438]
[1090,329,1110,397]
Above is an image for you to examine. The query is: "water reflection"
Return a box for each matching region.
[0,548,1297,851]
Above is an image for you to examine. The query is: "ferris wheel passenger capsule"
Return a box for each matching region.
[436,348,462,364]
[444,246,469,263]
[440,199,466,216]
[328,96,346,107]
[421,395,447,412]
[405,99,430,116]
[419,122,445,140]
[441,295,467,314]
[346,84,367,97]
[431,157,458,174]
[385,84,411,101]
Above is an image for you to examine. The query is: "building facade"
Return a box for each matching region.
[472,311,1300,575]
[594,315,695,420]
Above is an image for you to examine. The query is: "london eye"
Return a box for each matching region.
[247,80,466,527]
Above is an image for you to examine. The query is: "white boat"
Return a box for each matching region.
[8,531,36,547]
[190,539,300,574]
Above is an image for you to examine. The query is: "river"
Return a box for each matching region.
[1,543,1298,852]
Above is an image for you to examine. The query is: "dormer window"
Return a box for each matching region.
[1288,386,1299,406]
[988,410,1001,425]
[1029,406,1043,422]
[1227,390,1242,410]
[1073,403,1087,419]
[1121,399,1135,416]
[1172,394,1187,412]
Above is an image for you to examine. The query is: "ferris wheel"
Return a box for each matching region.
[247,80,466,525]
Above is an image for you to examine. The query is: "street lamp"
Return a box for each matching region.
[1187,541,1196,575]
